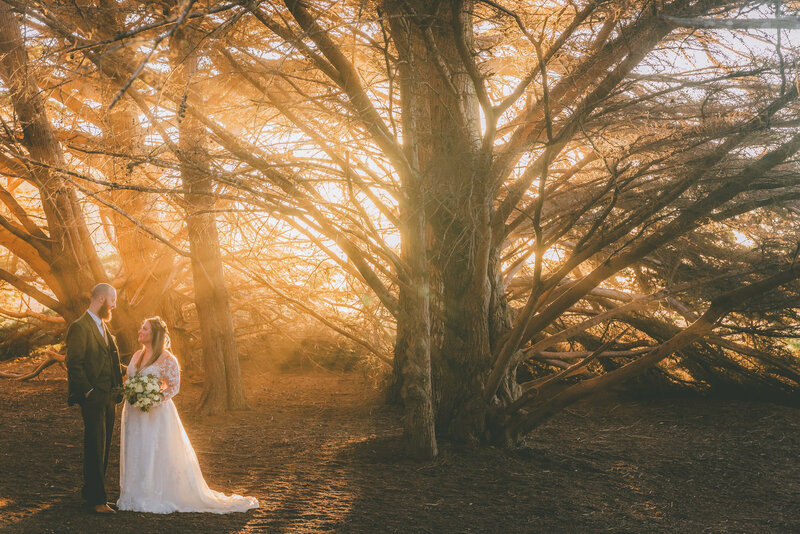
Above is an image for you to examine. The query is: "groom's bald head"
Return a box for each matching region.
[91,283,115,301]
[89,283,117,320]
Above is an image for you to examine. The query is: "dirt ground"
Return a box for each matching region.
[1,356,799,533]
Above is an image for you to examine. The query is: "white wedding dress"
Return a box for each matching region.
[117,351,259,514]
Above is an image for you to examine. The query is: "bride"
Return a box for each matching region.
[117,316,259,514]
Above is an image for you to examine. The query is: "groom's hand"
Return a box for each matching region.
[85,388,107,404]
[85,388,102,404]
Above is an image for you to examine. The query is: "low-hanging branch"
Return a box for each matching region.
[506,262,800,438]
[0,350,65,381]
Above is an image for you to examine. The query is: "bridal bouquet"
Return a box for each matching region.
[123,373,165,412]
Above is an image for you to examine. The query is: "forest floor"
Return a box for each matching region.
[0,355,799,533]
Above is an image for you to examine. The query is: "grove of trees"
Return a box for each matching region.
[0,0,798,458]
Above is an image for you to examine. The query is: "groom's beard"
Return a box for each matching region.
[98,302,113,322]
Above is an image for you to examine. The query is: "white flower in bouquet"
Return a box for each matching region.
[123,373,164,412]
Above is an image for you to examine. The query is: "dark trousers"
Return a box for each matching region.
[80,396,115,505]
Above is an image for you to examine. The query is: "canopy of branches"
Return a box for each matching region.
[0,0,799,448]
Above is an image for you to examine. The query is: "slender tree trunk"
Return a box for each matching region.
[171,26,247,413]
[100,87,162,353]
[385,0,439,457]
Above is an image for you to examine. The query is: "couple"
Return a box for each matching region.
[65,283,259,515]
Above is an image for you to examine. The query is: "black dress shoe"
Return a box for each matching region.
[107,502,119,511]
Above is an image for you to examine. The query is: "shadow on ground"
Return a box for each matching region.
[1,360,798,533]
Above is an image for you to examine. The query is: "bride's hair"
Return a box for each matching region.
[141,316,171,368]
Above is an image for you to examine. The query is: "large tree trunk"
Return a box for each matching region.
[383,0,726,447]
[0,2,105,320]
[387,0,499,444]
[171,25,247,413]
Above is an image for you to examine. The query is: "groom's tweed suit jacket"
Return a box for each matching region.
[65,312,123,406]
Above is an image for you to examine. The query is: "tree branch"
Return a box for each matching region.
[0,268,65,315]
[663,15,800,30]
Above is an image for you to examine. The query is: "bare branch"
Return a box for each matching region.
[663,15,800,30]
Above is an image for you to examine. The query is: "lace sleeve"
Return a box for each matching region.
[159,354,181,402]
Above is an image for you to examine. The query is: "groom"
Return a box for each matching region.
[65,283,124,515]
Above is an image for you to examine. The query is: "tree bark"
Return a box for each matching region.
[395,200,438,459]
